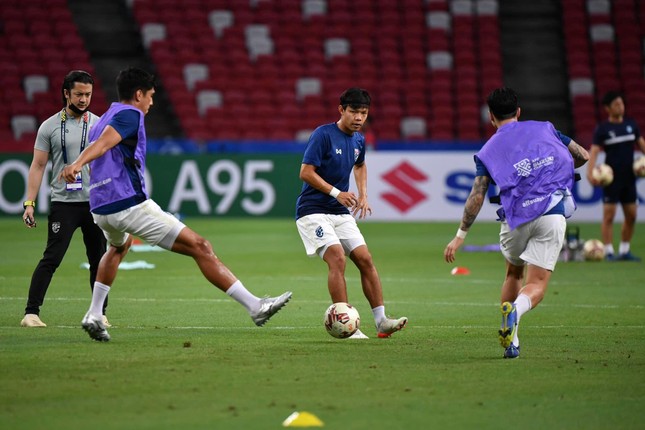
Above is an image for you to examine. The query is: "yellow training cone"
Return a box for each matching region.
[282,411,324,427]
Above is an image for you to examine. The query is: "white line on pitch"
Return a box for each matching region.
[0,296,643,309]
[1,324,643,331]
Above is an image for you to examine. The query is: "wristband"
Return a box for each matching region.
[23,200,36,209]
[329,187,341,198]
[456,228,468,239]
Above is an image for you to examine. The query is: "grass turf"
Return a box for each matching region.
[0,218,643,430]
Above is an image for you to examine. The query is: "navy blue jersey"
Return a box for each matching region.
[295,123,366,219]
[593,118,641,172]
[109,109,140,140]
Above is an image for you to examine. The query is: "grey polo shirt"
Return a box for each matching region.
[34,109,100,202]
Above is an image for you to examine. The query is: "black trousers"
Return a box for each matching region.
[25,202,107,315]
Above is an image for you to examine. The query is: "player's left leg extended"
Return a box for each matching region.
[349,245,407,338]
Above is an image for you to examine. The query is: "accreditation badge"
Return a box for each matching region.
[66,172,83,191]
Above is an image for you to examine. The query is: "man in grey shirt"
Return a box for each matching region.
[21,70,108,327]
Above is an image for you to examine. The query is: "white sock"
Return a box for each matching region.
[372,305,386,326]
[619,242,630,255]
[512,294,532,347]
[89,282,110,317]
[226,280,260,313]
[605,244,615,255]
[514,293,532,319]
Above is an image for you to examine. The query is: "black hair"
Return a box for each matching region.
[116,67,156,101]
[487,87,519,120]
[61,70,93,106]
[601,91,622,106]
[339,87,371,109]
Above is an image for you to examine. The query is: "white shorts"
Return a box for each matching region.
[93,199,185,250]
[499,215,566,271]
[296,214,366,258]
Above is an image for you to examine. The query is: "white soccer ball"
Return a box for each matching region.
[592,164,614,186]
[583,239,605,261]
[633,156,645,177]
[324,302,360,339]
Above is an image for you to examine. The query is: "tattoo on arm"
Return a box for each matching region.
[569,142,590,168]
[461,176,490,230]
[569,143,584,161]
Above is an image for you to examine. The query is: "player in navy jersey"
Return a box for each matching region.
[295,88,407,339]
[587,91,645,261]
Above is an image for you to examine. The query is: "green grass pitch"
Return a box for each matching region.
[0,218,643,430]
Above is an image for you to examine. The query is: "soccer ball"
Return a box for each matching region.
[633,157,645,177]
[592,164,614,186]
[324,302,360,339]
[583,239,605,261]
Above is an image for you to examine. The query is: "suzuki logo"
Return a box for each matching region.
[380,161,428,213]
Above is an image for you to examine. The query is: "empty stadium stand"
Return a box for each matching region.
[129,0,504,142]
[0,0,110,152]
[563,0,645,146]
[1,0,644,150]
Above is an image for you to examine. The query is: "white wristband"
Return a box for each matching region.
[456,228,468,239]
[329,187,341,198]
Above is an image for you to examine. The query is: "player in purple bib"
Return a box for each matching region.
[444,88,590,359]
[61,67,291,341]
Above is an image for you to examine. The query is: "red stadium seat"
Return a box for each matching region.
[62,0,516,141]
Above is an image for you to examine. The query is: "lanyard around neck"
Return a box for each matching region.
[60,109,88,164]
